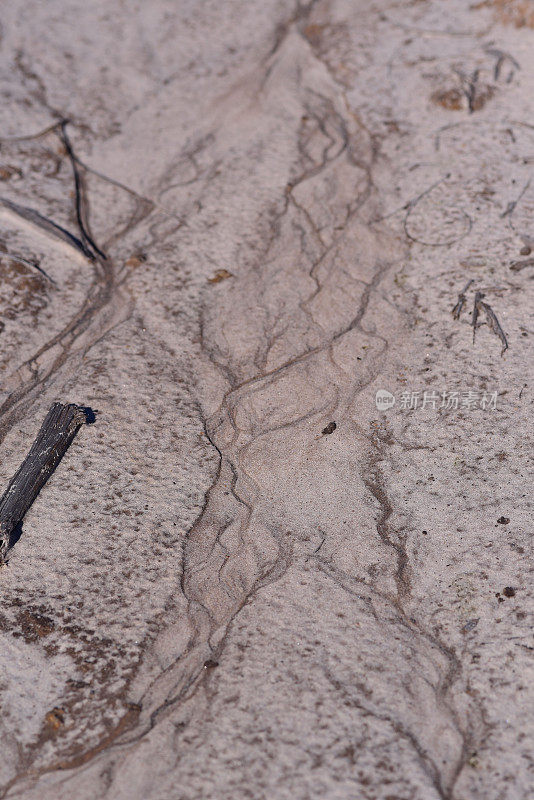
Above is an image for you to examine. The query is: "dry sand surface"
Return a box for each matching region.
[0,1,532,798]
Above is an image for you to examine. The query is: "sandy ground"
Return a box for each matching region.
[0,1,532,798]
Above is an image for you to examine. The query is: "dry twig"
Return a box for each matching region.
[0,196,94,260]
[472,292,508,355]
[452,279,474,319]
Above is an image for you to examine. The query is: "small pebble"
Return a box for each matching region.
[322,422,337,435]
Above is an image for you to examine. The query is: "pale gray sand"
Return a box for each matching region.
[0,1,532,798]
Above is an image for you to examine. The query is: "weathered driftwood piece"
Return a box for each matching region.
[0,403,87,563]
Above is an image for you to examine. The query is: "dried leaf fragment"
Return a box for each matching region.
[208,269,233,284]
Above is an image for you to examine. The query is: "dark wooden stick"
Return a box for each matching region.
[0,403,87,562]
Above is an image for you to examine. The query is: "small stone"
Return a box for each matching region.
[321,422,337,435]
[467,752,479,768]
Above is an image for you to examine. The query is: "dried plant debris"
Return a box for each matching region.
[0,195,94,260]
[58,121,107,261]
[510,258,534,272]
[480,300,509,355]
[462,618,479,633]
[485,47,520,83]
[0,119,107,264]
[501,179,530,218]
[6,252,56,285]
[451,279,474,320]
[0,239,56,285]
[452,281,509,355]
[453,68,496,113]
[208,269,233,284]
[472,292,509,355]
[471,290,484,343]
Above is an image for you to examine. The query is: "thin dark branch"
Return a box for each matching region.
[484,47,520,82]
[4,253,57,286]
[0,121,63,143]
[0,195,94,260]
[472,291,484,344]
[59,121,107,260]
[451,279,473,320]
[501,179,530,219]
[371,175,450,225]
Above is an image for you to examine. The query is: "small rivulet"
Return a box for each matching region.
[0,403,88,563]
